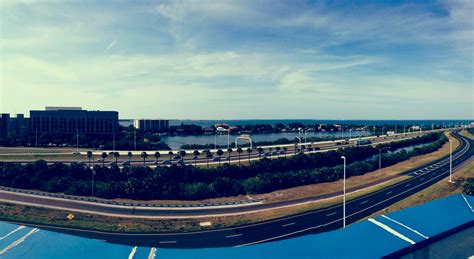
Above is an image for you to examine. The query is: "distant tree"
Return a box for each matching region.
[168,151,174,161]
[237,147,243,165]
[204,149,212,168]
[140,151,148,166]
[179,150,187,160]
[257,147,264,157]
[100,152,107,167]
[216,149,224,166]
[276,146,281,158]
[193,150,200,167]
[227,148,233,162]
[113,152,120,163]
[87,151,93,167]
[154,152,161,163]
[283,147,288,158]
[127,151,133,163]
[246,148,253,163]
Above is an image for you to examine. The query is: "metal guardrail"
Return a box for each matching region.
[0,186,264,208]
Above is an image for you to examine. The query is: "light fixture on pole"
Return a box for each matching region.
[341,156,346,228]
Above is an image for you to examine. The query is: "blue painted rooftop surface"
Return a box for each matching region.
[1,194,473,259]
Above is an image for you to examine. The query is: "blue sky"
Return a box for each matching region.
[0,0,472,119]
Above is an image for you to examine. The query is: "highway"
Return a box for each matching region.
[0,130,438,167]
[0,131,471,248]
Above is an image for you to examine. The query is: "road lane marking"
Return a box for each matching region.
[281,223,295,227]
[386,191,392,195]
[380,215,429,239]
[461,194,474,212]
[405,184,410,187]
[0,226,25,240]
[148,247,156,259]
[360,200,368,205]
[128,246,137,259]
[159,241,177,244]
[225,234,243,238]
[0,228,39,255]
[368,218,416,245]
[420,178,424,180]
[326,212,337,217]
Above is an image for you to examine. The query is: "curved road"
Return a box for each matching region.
[0,131,472,248]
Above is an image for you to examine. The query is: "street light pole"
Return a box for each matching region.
[449,138,453,183]
[341,156,346,228]
[134,129,137,151]
[379,147,389,174]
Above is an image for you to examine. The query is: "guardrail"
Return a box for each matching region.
[0,186,264,208]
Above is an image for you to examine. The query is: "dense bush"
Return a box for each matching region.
[463,177,474,196]
[0,133,446,200]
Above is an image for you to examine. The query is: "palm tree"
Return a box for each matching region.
[141,151,148,166]
[168,151,174,161]
[257,147,264,157]
[100,152,107,167]
[87,151,93,167]
[283,147,288,158]
[127,151,132,163]
[236,147,243,165]
[276,146,281,158]
[113,152,120,163]
[216,149,224,166]
[204,149,212,168]
[179,150,187,166]
[226,148,233,163]
[192,150,200,166]
[246,148,252,163]
[154,151,161,163]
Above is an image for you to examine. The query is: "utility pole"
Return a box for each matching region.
[134,129,137,151]
[341,156,346,228]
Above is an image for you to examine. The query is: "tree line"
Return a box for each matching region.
[0,133,446,200]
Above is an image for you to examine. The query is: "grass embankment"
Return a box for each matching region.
[0,133,461,232]
[367,130,473,218]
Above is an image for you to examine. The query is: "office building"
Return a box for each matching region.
[133,119,169,132]
[0,113,10,140]
[30,107,118,135]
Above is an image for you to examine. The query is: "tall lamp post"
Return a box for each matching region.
[379,147,389,174]
[448,138,453,183]
[341,156,346,228]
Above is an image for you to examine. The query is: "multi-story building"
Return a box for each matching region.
[0,113,10,140]
[8,114,29,138]
[30,107,118,135]
[133,119,169,132]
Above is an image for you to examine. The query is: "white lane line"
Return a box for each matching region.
[386,191,392,195]
[148,247,156,259]
[420,178,424,180]
[360,200,368,205]
[405,184,410,187]
[381,215,429,239]
[0,228,39,255]
[281,223,295,227]
[461,194,474,212]
[128,246,137,259]
[225,234,243,238]
[326,212,337,217]
[0,226,25,240]
[368,218,416,245]
[159,241,177,244]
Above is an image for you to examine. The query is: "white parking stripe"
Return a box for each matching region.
[381,215,429,239]
[0,228,39,255]
[281,223,295,227]
[148,247,156,259]
[225,234,243,238]
[326,212,337,217]
[128,246,137,259]
[360,200,368,205]
[0,226,25,240]
[368,218,415,245]
[461,194,474,212]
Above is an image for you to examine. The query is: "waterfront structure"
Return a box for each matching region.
[133,119,169,132]
[30,107,118,135]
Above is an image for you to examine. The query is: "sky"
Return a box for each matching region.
[0,0,473,120]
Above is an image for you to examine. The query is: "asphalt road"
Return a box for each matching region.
[1,132,471,248]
